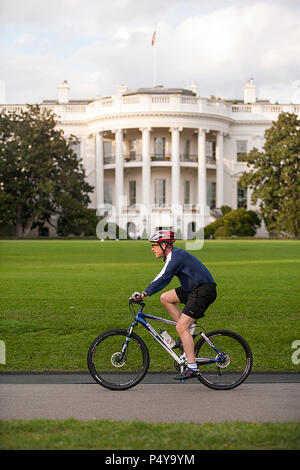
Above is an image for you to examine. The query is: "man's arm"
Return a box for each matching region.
[144,253,179,296]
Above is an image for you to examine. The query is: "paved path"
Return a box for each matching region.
[1,372,300,384]
[1,382,299,423]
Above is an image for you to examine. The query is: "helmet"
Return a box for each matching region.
[149,229,176,245]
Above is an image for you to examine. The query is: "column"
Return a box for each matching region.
[95,132,104,210]
[171,127,182,206]
[114,129,124,211]
[197,129,207,207]
[140,127,151,209]
[216,131,224,208]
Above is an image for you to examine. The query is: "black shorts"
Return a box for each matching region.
[175,283,217,320]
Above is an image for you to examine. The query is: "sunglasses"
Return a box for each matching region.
[151,243,159,247]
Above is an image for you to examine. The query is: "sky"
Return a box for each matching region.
[1,0,300,104]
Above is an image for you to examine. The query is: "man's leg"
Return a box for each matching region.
[175,313,196,364]
[161,290,197,368]
[160,289,182,322]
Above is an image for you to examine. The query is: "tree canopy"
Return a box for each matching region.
[204,207,261,239]
[0,105,94,237]
[238,112,300,237]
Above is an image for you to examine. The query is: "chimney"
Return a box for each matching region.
[58,80,70,104]
[116,85,128,96]
[186,82,198,95]
[244,78,256,104]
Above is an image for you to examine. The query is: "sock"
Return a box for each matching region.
[188,362,198,371]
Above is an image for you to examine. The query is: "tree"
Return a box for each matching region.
[204,208,261,238]
[220,205,233,216]
[238,112,300,237]
[0,105,94,237]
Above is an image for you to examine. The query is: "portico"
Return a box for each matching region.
[94,125,225,218]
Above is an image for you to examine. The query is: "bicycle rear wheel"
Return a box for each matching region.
[87,328,150,390]
[194,329,252,390]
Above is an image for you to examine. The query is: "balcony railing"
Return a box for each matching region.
[104,155,115,164]
[124,153,142,162]
[180,154,197,162]
[206,156,216,165]
[180,155,216,165]
[151,155,172,161]
[103,154,216,165]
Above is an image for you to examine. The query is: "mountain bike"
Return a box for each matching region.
[87,297,253,391]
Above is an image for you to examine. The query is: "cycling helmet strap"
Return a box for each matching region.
[159,241,172,262]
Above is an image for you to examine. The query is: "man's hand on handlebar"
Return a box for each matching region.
[130,291,148,302]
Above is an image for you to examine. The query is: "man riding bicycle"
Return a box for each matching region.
[131,229,217,380]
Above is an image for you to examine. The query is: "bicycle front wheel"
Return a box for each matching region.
[87,329,150,390]
[194,329,253,390]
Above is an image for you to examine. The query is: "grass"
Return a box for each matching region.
[0,419,299,450]
[0,239,300,372]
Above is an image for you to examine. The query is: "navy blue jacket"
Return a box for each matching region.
[144,247,215,296]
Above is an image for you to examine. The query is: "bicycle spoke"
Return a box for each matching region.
[87,329,149,390]
[195,330,252,390]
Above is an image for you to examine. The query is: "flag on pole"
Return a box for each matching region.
[152,28,156,46]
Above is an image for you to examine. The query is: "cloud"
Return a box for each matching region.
[1,0,299,103]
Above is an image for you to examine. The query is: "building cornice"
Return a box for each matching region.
[83,111,235,125]
[230,120,272,126]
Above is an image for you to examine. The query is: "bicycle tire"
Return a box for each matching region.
[87,328,150,390]
[194,329,253,390]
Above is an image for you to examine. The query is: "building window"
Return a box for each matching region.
[155,179,166,207]
[104,141,114,164]
[207,181,216,209]
[129,180,136,207]
[237,140,247,160]
[104,182,113,205]
[206,141,216,164]
[237,185,247,208]
[154,137,165,160]
[183,139,190,161]
[129,139,137,159]
[184,180,190,205]
[71,141,81,158]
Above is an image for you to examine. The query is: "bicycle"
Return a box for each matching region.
[87,297,253,391]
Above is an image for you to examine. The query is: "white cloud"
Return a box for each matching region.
[0,0,299,103]
[14,33,37,48]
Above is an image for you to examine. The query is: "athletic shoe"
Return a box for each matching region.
[173,369,200,380]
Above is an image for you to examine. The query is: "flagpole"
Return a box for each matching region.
[154,42,157,87]
[152,22,157,87]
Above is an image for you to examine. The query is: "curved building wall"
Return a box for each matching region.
[2,82,299,237]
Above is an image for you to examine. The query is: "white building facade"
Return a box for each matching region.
[2,79,300,238]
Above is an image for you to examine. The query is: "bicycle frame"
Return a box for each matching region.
[128,306,223,367]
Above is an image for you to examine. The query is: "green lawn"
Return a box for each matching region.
[0,239,299,371]
[0,419,299,450]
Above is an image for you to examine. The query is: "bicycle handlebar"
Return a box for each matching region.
[129,297,143,304]
[129,295,146,308]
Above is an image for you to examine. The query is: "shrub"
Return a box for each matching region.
[214,225,233,238]
[220,205,233,216]
[204,208,261,238]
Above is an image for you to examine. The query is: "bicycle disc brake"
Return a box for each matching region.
[111,352,126,368]
[216,352,230,368]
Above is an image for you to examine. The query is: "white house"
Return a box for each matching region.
[2,79,299,238]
